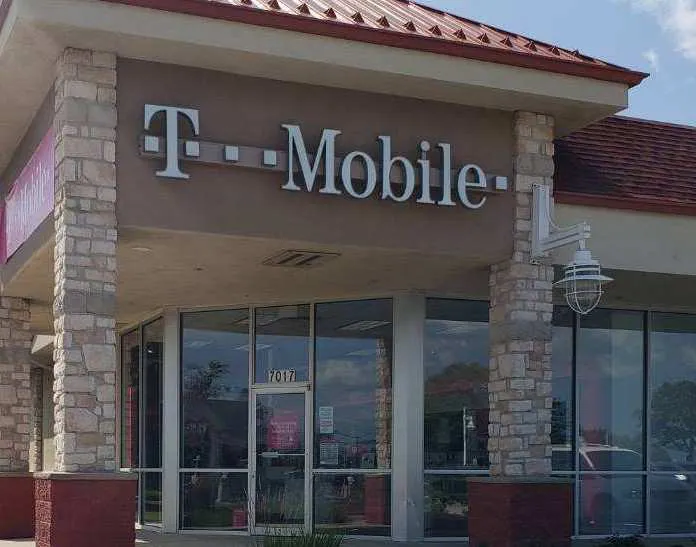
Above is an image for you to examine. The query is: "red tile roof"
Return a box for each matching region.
[101,0,647,86]
[555,116,696,216]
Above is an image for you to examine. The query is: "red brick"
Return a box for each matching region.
[0,474,34,539]
[34,474,137,547]
[468,478,572,547]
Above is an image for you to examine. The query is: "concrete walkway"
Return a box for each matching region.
[0,531,405,547]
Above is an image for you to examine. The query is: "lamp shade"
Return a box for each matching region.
[554,249,612,315]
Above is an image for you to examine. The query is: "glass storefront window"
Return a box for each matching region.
[552,307,574,472]
[314,299,393,471]
[143,319,164,469]
[314,474,391,536]
[424,475,473,538]
[180,472,248,530]
[255,305,311,384]
[577,310,644,471]
[181,309,250,469]
[120,319,163,526]
[650,313,696,471]
[424,300,489,470]
[649,473,696,534]
[120,329,140,469]
[579,475,644,535]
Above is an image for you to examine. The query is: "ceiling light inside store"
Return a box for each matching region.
[339,320,391,332]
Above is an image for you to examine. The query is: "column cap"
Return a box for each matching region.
[34,472,137,481]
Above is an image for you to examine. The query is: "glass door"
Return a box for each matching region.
[252,388,310,534]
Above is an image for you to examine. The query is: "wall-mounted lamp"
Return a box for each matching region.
[531,185,612,315]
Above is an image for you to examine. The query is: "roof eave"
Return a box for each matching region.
[99,0,649,88]
[0,0,12,36]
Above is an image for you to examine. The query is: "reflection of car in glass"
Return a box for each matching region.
[553,444,696,533]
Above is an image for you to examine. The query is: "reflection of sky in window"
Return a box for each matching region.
[182,327,249,401]
[255,334,309,382]
[577,314,643,452]
[424,320,488,377]
[315,336,387,443]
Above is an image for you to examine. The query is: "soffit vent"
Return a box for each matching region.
[263,250,340,268]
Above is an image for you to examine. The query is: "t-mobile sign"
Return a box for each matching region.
[2,129,54,262]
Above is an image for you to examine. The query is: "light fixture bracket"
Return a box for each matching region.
[531,184,591,260]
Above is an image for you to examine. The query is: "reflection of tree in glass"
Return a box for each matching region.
[551,399,570,445]
[184,360,231,401]
[653,380,696,462]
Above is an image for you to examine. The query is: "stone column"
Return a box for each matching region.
[29,366,44,472]
[0,297,34,539]
[34,48,136,547]
[468,113,571,547]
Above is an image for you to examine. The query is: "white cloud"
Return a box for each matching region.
[624,0,696,61]
[643,48,661,70]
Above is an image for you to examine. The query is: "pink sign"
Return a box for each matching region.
[3,129,54,262]
[267,412,300,451]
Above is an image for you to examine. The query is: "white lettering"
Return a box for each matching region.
[457,164,488,209]
[436,143,456,207]
[416,140,435,205]
[282,125,342,195]
[144,104,200,180]
[341,151,377,199]
[379,136,416,202]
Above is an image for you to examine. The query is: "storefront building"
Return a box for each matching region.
[2,0,696,546]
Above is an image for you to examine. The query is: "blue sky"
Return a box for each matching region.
[419,0,696,126]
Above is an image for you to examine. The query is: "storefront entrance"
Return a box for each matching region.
[251,388,311,534]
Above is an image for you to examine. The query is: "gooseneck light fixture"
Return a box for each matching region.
[531,185,612,315]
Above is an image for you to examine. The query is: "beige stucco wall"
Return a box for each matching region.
[555,204,696,276]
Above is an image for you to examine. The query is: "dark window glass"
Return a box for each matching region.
[579,475,644,535]
[552,307,574,471]
[181,309,250,469]
[424,300,489,470]
[650,473,696,534]
[425,475,483,537]
[180,472,248,530]
[577,310,644,471]
[141,472,162,525]
[650,313,696,472]
[120,329,139,468]
[255,305,310,384]
[314,300,393,470]
[143,319,164,469]
[314,474,391,536]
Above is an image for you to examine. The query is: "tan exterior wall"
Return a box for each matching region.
[555,204,696,276]
[116,59,515,261]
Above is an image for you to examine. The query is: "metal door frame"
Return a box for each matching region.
[250,384,312,535]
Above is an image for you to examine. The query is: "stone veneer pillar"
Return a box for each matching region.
[468,112,572,547]
[0,297,35,539]
[34,48,136,547]
[29,367,43,473]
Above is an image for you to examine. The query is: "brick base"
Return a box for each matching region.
[468,477,572,547]
[0,473,34,539]
[34,472,137,547]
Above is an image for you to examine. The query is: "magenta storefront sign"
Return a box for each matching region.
[1,129,54,263]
